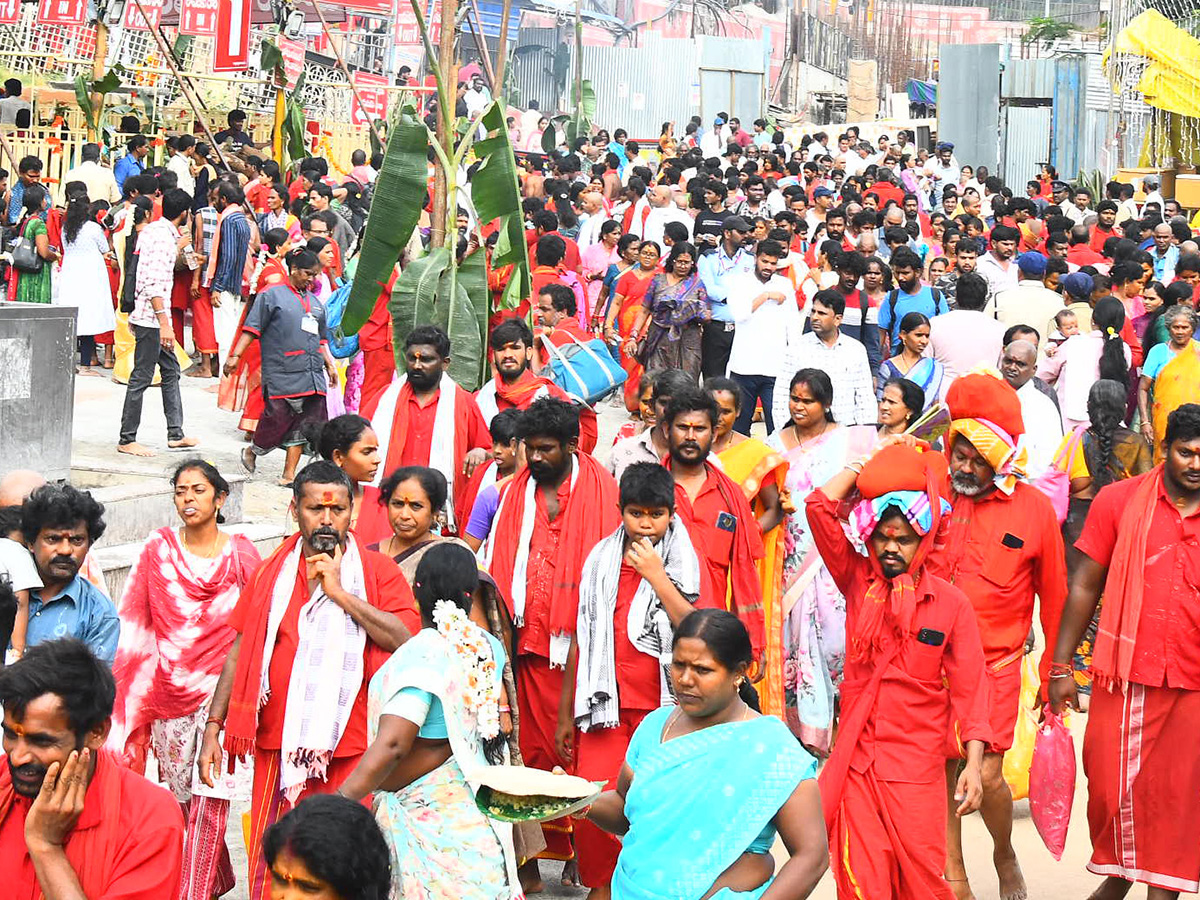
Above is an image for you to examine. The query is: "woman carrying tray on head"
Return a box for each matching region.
[337,542,521,899]
[581,609,828,900]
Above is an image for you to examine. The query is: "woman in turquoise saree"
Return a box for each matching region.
[337,543,521,899]
[582,610,828,900]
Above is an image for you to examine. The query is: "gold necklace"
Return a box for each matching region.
[181,527,220,558]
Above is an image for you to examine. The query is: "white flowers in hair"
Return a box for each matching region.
[433,598,501,740]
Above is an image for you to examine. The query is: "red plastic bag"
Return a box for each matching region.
[1029,707,1076,860]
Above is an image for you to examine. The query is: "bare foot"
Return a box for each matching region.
[585,886,612,900]
[241,447,257,474]
[944,859,976,900]
[203,384,220,394]
[518,861,544,896]
[118,442,155,457]
[76,366,103,377]
[168,437,199,450]
[1085,877,1133,900]
[278,478,294,487]
[184,367,212,378]
[561,859,581,887]
[994,849,1027,900]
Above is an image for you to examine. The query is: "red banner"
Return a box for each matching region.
[276,35,305,89]
[213,0,250,71]
[0,0,20,24]
[340,0,391,12]
[123,0,164,31]
[37,0,86,25]
[179,0,218,34]
[351,72,387,127]
[393,0,439,44]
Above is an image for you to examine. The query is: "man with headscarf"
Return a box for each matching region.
[808,439,989,898]
[930,373,1068,900]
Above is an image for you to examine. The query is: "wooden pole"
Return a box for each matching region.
[465,0,496,90]
[495,0,512,94]
[129,0,227,169]
[0,129,20,172]
[573,0,583,121]
[89,21,108,143]
[312,1,387,146]
[430,0,458,249]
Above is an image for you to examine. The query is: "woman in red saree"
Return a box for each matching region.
[218,227,291,434]
[604,239,661,412]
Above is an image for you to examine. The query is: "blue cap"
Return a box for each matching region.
[813,186,835,199]
[935,141,954,151]
[1061,272,1094,299]
[1016,251,1047,275]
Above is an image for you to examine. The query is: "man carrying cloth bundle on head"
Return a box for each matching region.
[809,439,990,899]
[483,397,618,890]
[197,461,418,900]
[930,372,1067,900]
[1050,403,1200,900]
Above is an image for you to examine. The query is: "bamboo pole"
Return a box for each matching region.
[465,0,496,90]
[0,129,20,172]
[430,0,459,249]
[311,1,387,146]
[128,0,227,169]
[89,21,108,143]
[495,0,512,93]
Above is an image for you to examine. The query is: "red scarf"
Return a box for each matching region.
[487,453,618,640]
[0,750,124,899]
[454,457,496,533]
[109,528,260,770]
[356,379,476,543]
[223,533,306,759]
[496,368,562,409]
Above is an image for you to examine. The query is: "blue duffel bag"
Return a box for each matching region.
[539,330,627,405]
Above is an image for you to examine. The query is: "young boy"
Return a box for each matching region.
[0,508,40,664]
[460,407,522,552]
[561,461,703,897]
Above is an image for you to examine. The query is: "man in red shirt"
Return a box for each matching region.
[930,374,1067,900]
[863,168,905,210]
[1066,224,1107,269]
[484,398,619,888]
[1089,200,1120,253]
[198,461,418,900]
[357,265,399,408]
[662,387,766,663]
[559,461,702,895]
[476,318,599,454]
[526,209,582,274]
[1050,403,1200,900]
[534,282,592,369]
[0,639,185,900]
[357,324,492,544]
[810,441,989,899]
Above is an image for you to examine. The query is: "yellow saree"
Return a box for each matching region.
[718,437,789,718]
[1150,341,1200,463]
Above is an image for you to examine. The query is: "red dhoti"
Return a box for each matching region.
[830,767,956,900]
[516,654,574,860]
[574,709,650,887]
[1083,681,1200,893]
[244,749,363,900]
[170,270,217,355]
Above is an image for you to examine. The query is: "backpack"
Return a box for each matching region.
[885,285,945,333]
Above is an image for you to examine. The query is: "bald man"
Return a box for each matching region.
[0,469,46,510]
[1000,340,1063,478]
[575,191,611,249]
[642,185,693,247]
[1149,222,1179,282]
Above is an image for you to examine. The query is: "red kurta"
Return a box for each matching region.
[929,480,1066,752]
[0,750,184,900]
[807,490,990,900]
[484,370,599,454]
[358,268,400,408]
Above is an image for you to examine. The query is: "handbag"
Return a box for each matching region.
[539,330,627,405]
[1030,425,1086,524]
[10,221,43,274]
[322,280,359,359]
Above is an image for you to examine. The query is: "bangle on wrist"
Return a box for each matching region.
[1048,661,1073,677]
[205,716,224,728]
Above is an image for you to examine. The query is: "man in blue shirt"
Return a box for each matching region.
[697,215,754,378]
[113,134,149,195]
[878,246,949,358]
[5,154,41,226]
[1149,222,1180,283]
[19,483,119,664]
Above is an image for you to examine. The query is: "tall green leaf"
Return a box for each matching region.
[390,248,450,368]
[434,268,485,390]
[456,246,490,385]
[341,105,430,335]
[73,75,96,134]
[472,102,531,307]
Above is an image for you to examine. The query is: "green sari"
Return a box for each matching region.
[15,217,51,305]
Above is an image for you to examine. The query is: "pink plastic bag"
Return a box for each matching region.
[1028,707,1076,860]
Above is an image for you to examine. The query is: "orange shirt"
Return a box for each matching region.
[928,481,1067,683]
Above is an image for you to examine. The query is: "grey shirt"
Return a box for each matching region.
[244,283,329,399]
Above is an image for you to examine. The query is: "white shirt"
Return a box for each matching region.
[642,206,693,247]
[0,95,29,125]
[772,331,876,428]
[60,159,122,205]
[0,537,41,593]
[166,153,196,196]
[575,211,610,249]
[726,271,803,377]
[976,252,1020,295]
[464,87,490,117]
[1015,379,1064,478]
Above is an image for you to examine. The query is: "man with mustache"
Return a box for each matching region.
[0,639,185,899]
[19,484,118,663]
[476,318,599,453]
[662,387,766,664]
[356,324,492,544]
[928,373,1067,900]
[807,440,989,899]
[197,461,418,900]
[483,397,618,891]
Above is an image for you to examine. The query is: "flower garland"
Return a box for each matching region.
[432,598,501,741]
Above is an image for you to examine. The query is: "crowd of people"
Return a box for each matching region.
[1,98,1200,900]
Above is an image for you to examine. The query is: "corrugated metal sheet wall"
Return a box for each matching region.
[582,33,697,139]
[511,25,564,113]
[1000,57,1054,100]
[1002,105,1052,183]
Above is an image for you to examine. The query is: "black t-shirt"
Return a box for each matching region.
[693,209,731,251]
[214,128,253,152]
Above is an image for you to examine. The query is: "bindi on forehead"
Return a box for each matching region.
[877,521,908,539]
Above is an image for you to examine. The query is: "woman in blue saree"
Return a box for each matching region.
[581,610,828,900]
[337,543,520,899]
[876,311,943,409]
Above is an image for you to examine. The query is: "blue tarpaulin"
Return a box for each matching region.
[907,79,937,106]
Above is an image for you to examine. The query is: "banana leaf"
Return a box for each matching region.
[472,102,531,306]
[434,264,485,390]
[390,248,449,369]
[341,104,429,335]
[457,245,490,384]
[259,38,283,76]
[73,75,96,134]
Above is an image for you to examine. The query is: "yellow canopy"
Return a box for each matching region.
[1104,9,1200,118]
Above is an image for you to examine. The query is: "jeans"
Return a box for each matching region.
[120,324,184,445]
[730,371,775,435]
[701,320,735,379]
